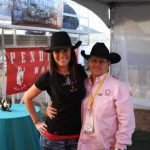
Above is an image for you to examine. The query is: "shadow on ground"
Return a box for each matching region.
[128,130,150,150]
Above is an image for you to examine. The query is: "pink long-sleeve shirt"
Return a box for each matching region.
[78,74,135,150]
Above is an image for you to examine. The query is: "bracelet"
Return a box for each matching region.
[115,148,127,150]
[33,120,40,124]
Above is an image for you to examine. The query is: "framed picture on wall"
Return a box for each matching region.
[12,0,63,29]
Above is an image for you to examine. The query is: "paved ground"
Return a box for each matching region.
[128,130,150,150]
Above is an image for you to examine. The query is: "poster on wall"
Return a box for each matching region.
[12,0,63,29]
[6,48,49,95]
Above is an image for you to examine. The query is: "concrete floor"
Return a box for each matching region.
[128,130,150,150]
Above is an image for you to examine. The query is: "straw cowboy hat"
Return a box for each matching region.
[43,31,82,52]
[81,42,121,64]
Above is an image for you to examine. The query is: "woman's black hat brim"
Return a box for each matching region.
[42,41,82,53]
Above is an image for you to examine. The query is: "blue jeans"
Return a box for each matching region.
[40,135,78,150]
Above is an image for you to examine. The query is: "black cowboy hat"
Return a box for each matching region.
[81,42,121,64]
[43,31,82,52]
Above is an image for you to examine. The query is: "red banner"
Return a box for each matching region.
[6,48,49,95]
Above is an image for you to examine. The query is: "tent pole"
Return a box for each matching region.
[1,29,6,101]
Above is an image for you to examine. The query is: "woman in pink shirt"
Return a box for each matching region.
[77,42,135,150]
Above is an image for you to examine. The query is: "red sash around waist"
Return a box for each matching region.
[44,131,80,141]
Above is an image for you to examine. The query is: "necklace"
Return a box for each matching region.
[62,74,78,92]
[64,75,72,86]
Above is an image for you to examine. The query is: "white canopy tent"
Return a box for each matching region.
[0,0,150,130]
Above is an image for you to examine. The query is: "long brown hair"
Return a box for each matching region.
[49,49,78,96]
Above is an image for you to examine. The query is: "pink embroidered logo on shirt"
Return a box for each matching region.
[105,89,110,96]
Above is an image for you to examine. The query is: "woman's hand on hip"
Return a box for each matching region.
[47,102,57,119]
[35,121,47,134]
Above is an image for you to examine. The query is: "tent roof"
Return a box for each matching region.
[76,0,150,4]
[73,0,150,27]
